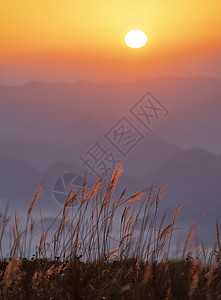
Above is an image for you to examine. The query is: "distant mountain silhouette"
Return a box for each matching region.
[0,77,220,153]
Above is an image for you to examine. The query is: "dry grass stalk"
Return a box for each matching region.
[30,217,35,233]
[105,248,119,260]
[83,175,104,205]
[64,187,75,209]
[156,183,168,206]
[2,255,22,295]
[188,262,200,297]
[124,211,135,235]
[123,191,145,206]
[159,224,173,246]
[13,213,20,237]
[216,220,221,262]
[100,162,123,215]
[59,206,68,234]
[28,183,42,215]
[39,232,47,256]
[10,232,24,257]
[172,201,183,225]
[182,216,201,259]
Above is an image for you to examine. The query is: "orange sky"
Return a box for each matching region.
[0,0,221,84]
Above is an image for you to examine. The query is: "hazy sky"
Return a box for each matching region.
[0,0,221,84]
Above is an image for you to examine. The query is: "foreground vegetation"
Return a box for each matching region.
[0,163,220,299]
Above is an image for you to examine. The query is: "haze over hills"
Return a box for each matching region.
[0,77,220,153]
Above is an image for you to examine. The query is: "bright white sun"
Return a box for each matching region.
[125,29,147,48]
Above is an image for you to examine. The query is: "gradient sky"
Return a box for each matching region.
[0,0,221,84]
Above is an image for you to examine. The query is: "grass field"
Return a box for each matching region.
[0,162,220,299]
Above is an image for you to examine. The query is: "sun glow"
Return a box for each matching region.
[125,29,147,48]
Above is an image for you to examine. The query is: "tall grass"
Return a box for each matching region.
[0,162,220,299]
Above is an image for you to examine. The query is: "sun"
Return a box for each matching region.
[125,29,147,49]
